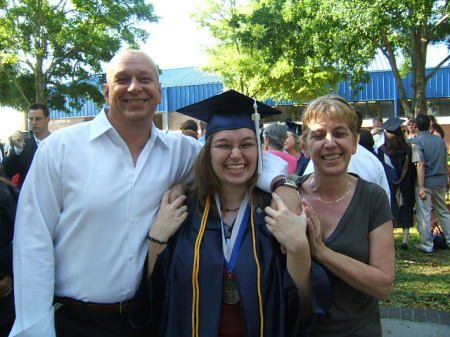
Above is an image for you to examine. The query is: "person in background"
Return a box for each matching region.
[405,119,418,143]
[180,119,199,139]
[411,114,450,253]
[198,121,207,146]
[130,90,331,337]
[263,123,298,174]
[377,118,416,250]
[428,115,445,139]
[298,96,394,337]
[10,51,292,337]
[0,177,18,337]
[358,129,377,157]
[0,141,6,177]
[2,103,50,188]
[371,116,385,152]
[285,120,310,176]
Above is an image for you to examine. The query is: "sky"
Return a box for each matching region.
[141,0,214,69]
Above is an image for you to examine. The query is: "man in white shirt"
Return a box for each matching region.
[9,50,292,337]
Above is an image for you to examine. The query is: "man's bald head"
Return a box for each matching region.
[106,49,159,84]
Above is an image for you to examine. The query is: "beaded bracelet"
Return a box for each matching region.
[147,235,168,245]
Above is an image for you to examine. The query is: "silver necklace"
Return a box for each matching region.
[313,180,352,204]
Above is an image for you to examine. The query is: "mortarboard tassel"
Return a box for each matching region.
[253,99,263,175]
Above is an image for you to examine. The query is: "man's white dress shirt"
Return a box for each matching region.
[10,110,286,337]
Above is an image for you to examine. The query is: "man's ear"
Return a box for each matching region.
[104,83,110,104]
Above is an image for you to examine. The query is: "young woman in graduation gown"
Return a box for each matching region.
[130,92,331,337]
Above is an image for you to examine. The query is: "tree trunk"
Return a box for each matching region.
[35,55,45,103]
[380,31,412,117]
[410,10,429,116]
[34,0,46,103]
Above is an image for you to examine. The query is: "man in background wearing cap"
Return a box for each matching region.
[411,114,450,253]
[9,50,292,337]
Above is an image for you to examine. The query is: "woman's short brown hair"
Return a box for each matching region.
[301,97,358,142]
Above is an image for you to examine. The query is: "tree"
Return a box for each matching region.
[197,0,450,115]
[0,0,158,113]
[332,0,450,116]
[195,0,348,101]
[194,0,269,97]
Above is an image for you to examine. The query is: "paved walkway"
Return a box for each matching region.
[380,306,450,337]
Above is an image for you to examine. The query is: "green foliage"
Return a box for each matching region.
[0,0,158,114]
[381,228,450,311]
[196,0,450,110]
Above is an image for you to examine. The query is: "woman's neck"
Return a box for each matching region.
[309,172,351,198]
[221,185,247,210]
[287,148,300,159]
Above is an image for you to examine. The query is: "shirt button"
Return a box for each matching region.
[128,255,134,260]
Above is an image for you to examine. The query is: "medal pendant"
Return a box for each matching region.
[223,278,240,304]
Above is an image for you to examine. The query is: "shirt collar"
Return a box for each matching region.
[89,109,170,149]
[89,109,113,141]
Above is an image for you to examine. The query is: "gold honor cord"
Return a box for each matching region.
[192,197,211,337]
[191,197,264,337]
[250,209,264,337]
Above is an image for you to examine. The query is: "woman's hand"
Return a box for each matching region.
[149,190,188,242]
[0,275,12,298]
[264,193,308,254]
[167,184,189,203]
[304,200,328,259]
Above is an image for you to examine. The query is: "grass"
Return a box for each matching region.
[380,227,450,311]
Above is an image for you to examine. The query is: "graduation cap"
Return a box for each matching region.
[177,90,281,174]
[176,90,281,139]
[285,119,302,136]
[381,117,406,133]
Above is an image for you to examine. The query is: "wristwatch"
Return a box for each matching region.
[271,175,298,192]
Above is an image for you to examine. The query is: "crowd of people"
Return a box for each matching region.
[0,49,448,337]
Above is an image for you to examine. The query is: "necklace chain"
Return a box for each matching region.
[222,207,239,213]
[312,178,352,204]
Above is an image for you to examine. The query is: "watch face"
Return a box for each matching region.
[272,176,298,192]
[284,181,297,187]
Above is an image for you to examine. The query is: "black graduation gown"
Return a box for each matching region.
[0,181,19,328]
[131,195,331,337]
[377,144,416,228]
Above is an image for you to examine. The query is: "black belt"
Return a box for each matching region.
[54,296,131,314]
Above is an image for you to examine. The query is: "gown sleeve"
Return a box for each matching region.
[284,261,332,337]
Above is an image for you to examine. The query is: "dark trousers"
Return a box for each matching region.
[55,305,149,337]
[0,322,13,337]
[0,293,15,337]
